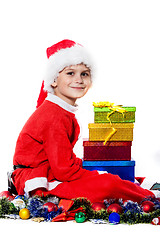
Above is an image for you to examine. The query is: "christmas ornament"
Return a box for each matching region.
[151,217,160,225]
[75,212,86,223]
[52,207,84,222]
[0,191,14,201]
[150,182,160,191]
[43,202,58,212]
[15,195,27,201]
[58,199,74,211]
[32,217,45,223]
[141,201,155,213]
[109,212,120,224]
[12,198,26,209]
[135,177,145,185]
[91,202,106,211]
[19,208,30,220]
[107,203,123,214]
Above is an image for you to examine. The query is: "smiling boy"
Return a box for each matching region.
[52,64,91,106]
[12,40,155,202]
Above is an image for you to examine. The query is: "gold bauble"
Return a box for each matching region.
[19,208,30,220]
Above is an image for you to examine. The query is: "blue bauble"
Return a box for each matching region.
[109,212,120,224]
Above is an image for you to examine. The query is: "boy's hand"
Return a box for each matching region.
[73,155,82,167]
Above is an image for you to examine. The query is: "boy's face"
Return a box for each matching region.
[51,64,92,105]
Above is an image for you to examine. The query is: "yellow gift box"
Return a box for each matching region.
[88,123,134,142]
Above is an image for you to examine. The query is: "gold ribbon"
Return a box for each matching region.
[93,101,127,145]
[103,127,117,145]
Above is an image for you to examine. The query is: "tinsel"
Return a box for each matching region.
[27,197,62,221]
[1,195,160,224]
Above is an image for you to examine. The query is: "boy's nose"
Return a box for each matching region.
[75,74,84,83]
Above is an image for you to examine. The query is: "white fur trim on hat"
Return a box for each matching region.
[43,44,94,94]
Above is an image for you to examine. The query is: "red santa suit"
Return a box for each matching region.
[12,93,154,202]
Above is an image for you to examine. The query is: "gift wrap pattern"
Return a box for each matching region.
[88,123,134,142]
[94,106,136,123]
[83,160,135,182]
[83,141,132,161]
[82,103,136,182]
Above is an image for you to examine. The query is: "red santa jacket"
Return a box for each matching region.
[12,94,98,195]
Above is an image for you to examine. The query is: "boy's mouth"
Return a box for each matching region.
[70,86,85,90]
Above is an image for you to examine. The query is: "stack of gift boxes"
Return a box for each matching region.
[82,103,136,182]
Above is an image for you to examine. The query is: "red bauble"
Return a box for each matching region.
[107,203,123,214]
[0,191,14,201]
[141,201,155,213]
[91,202,106,211]
[43,202,58,212]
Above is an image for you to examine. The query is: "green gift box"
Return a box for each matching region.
[94,106,136,123]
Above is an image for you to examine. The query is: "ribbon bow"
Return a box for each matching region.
[93,101,126,114]
[52,199,85,222]
[52,207,85,222]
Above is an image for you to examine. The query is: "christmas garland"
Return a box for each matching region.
[71,197,160,224]
[1,192,160,225]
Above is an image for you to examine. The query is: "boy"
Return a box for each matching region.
[12,39,154,202]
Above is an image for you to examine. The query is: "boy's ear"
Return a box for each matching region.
[51,82,57,88]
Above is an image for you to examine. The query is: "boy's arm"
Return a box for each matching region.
[43,119,99,182]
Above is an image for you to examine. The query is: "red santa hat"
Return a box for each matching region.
[36,39,94,108]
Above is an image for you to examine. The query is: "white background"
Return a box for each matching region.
[0,0,160,237]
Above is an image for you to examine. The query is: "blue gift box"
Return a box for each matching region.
[82,160,135,182]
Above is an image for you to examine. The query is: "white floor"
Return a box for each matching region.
[0,218,159,239]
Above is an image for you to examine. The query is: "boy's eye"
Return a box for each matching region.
[81,72,89,77]
[66,71,90,77]
[67,72,74,75]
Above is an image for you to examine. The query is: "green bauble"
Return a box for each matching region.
[75,212,86,223]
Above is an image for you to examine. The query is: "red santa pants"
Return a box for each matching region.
[31,173,154,203]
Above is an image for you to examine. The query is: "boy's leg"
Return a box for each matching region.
[31,173,154,203]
